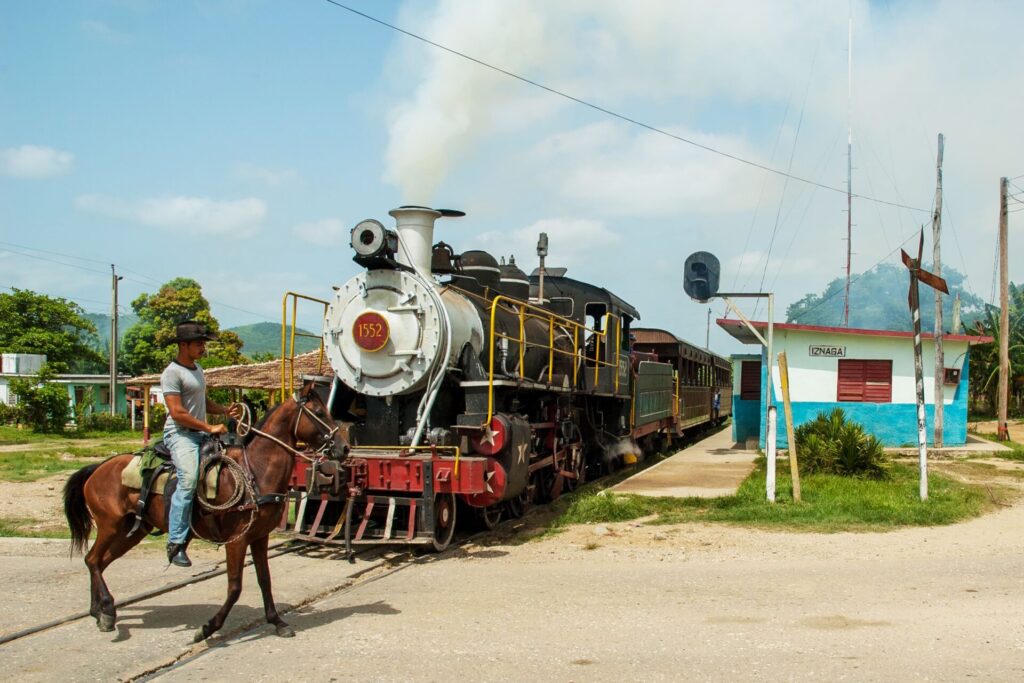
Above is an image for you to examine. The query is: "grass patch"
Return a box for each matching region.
[0,447,118,482]
[0,424,140,446]
[548,459,992,533]
[971,432,1024,462]
[0,518,71,538]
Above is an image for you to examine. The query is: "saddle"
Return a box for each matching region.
[122,440,224,536]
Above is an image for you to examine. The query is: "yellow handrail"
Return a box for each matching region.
[280,291,330,402]
[484,294,625,425]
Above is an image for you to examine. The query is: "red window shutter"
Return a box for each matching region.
[740,361,761,400]
[837,359,892,403]
[863,360,892,403]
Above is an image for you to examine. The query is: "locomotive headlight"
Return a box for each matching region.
[351,219,387,257]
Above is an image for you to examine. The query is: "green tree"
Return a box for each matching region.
[120,277,246,374]
[786,263,983,332]
[0,288,104,372]
[8,364,70,432]
[968,283,1024,415]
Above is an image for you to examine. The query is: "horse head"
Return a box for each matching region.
[292,382,345,459]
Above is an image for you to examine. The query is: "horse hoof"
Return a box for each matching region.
[193,625,210,643]
[97,614,115,632]
[275,623,296,638]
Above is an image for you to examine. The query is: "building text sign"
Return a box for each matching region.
[809,345,846,357]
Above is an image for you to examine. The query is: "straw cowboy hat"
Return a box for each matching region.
[169,320,219,344]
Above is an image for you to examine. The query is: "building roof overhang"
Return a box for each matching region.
[717,318,994,346]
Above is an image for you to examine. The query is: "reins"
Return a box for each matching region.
[188,395,337,546]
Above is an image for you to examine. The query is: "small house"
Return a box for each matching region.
[718,319,993,447]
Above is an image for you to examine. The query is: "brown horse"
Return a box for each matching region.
[63,383,338,641]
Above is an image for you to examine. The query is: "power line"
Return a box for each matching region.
[788,227,925,323]
[322,0,931,214]
[1,244,275,323]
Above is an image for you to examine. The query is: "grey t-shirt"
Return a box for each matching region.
[161,361,206,433]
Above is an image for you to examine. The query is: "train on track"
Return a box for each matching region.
[284,206,731,552]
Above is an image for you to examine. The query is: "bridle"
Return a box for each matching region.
[235,392,339,463]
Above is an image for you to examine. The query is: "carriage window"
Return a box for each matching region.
[547,297,574,319]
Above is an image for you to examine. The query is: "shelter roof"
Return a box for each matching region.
[717,318,994,346]
[127,351,332,390]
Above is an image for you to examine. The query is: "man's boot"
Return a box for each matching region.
[167,542,192,568]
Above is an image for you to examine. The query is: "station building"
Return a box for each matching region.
[717,319,993,448]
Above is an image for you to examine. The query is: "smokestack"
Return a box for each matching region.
[389,206,441,275]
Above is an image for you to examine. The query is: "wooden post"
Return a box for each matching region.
[932,133,944,447]
[777,351,801,502]
[909,267,929,501]
[998,177,1010,440]
[142,384,151,445]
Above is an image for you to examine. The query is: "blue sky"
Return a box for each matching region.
[2,0,1022,356]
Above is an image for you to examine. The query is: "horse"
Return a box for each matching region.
[63,382,339,642]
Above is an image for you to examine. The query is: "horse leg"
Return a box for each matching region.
[84,520,119,632]
[193,539,247,643]
[250,534,294,637]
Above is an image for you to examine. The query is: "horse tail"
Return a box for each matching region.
[64,463,100,555]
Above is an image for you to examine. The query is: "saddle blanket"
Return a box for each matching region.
[121,454,221,501]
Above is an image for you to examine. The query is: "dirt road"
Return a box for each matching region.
[2,460,1023,681]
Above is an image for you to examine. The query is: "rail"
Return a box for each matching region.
[280,291,330,402]
[485,294,622,425]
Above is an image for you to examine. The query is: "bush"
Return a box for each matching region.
[149,402,167,431]
[794,408,889,479]
[78,412,131,433]
[0,401,22,425]
[8,369,69,433]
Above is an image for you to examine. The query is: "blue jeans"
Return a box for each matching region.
[163,428,205,544]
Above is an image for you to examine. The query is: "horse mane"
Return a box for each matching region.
[242,401,287,446]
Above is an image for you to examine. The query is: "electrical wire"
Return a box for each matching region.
[788,227,924,323]
[321,0,930,214]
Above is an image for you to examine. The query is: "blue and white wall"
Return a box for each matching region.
[733,329,973,448]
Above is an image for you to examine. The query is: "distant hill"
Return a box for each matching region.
[83,312,141,350]
[229,322,321,357]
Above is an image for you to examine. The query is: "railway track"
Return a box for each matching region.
[0,538,376,647]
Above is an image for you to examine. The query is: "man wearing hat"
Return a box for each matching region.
[160,320,242,567]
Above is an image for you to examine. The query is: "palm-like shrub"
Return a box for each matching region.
[794,408,889,479]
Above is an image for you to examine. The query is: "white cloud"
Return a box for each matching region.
[291,218,349,247]
[232,163,299,187]
[75,194,267,237]
[1,145,74,179]
[532,122,770,217]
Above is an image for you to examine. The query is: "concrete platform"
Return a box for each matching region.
[886,433,1013,458]
[611,428,758,498]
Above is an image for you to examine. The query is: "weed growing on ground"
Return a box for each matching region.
[549,460,992,533]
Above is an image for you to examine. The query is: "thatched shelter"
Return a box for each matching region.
[127,351,332,440]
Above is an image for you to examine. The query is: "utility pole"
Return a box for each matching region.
[932,133,944,447]
[109,265,123,416]
[843,11,853,327]
[706,308,711,349]
[998,177,1010,440]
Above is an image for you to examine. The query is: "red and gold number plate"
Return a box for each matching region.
[352,312,389,352]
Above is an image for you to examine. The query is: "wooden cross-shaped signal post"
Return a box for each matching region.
[902,230,948,501]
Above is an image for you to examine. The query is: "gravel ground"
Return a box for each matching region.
[1,457,1023,681]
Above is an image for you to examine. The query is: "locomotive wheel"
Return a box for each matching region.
[563,447,586,493]
[504,486,531,519]
[476,504,503,531]
[431,493,457,552]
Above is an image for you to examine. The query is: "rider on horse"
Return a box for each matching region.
[161,320,242,567]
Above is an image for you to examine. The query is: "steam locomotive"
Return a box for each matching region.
[293,206,730,552]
